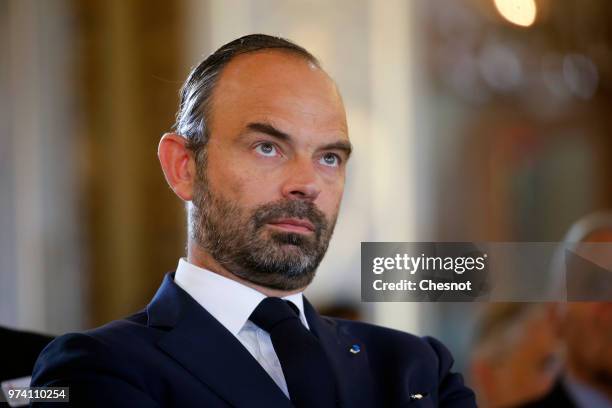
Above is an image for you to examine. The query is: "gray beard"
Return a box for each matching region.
[189,172,337,291]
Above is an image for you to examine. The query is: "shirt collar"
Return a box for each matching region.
[174,258,309,336]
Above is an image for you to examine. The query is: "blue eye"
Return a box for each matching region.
[255,143,278,157]
[320,153,340,167]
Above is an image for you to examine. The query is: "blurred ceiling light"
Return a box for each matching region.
[479,43,523,92]
[448,54,490,103]
[541,54,571,101]
[493,0,537,27]
[563,54,599,100]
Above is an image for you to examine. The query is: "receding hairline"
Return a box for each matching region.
[206,48,344,131]
[226,46,321,65]
[211,48,331,91]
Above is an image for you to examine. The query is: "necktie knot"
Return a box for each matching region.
[250,297,300,332]
[249,297,338,407]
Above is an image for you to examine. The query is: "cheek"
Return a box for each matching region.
[207,165,243,197]
[329,177,346,206]
[211,164,282,209]
[317,184,344,218]
[208,143,287,199]
[206,146,249,198]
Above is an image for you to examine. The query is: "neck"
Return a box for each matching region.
[187,240,306,298]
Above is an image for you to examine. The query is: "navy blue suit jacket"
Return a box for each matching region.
[31,273,476,407]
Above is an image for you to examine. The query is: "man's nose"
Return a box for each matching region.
[280,158,321,201]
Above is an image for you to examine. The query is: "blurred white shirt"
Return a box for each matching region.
[174,258,309,398]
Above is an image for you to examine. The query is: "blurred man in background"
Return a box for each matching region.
[522,212,612,408]
[470,212,612,408]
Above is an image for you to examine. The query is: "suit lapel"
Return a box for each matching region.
[147,273,292,408]
[304,298,382,408]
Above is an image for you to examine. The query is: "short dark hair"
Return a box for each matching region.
[173,34,320,154]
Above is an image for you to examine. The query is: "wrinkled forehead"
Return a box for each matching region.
[209,50,348,136]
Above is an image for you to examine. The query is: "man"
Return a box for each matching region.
[521,212,612,408]
[32,34,475,407]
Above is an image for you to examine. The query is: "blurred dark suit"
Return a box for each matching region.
[519,381,575,407]
[0,326,54,382]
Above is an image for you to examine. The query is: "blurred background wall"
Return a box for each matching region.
[1,0,611,401]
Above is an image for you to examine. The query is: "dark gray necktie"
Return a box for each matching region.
[250,297,338,408]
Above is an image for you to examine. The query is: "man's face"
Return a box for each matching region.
[565,302,612,375]
[564,230,612,386]
[190,51,350,291]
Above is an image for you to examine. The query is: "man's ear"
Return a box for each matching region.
[158,133,196,201]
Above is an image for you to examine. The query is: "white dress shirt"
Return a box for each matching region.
[174,258,309,398]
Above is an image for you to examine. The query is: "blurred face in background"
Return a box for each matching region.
[564,302,612,388]
[564,230,612,396]
[470,305,562,408]
[189,51,350,291]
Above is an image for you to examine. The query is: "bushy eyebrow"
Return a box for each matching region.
[245,121,352,159]
[318,141,352,159]
[247,122,291,141]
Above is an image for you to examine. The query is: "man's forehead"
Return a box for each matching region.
[216,50,327,88]
[215,52,340,105]
[209,50,348,137]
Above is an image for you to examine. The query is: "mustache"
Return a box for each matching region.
[252,199,328,234]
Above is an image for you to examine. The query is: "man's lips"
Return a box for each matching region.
[267,218,315,233]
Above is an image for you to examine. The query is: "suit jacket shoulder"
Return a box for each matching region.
[31,311,164,407]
